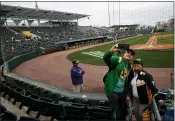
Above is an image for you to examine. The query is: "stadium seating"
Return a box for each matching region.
[19,116,40,121]
[0,96,40,121]
[2,80,170,121]
[1,111,18,121]
[1,24,110,61]
[88,106,113,120]
[0,104,7,115]
[63,102,89,120]
[0,80,115,120]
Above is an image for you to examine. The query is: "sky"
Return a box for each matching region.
[1,1,174,27]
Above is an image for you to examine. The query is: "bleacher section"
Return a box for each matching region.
[0,26,110,61]
[0,80,116,121]
[1,75,173,121]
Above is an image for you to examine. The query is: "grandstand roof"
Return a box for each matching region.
[111,24,139,28]
[0,4,89,20]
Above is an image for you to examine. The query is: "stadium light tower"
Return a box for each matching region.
[35,2,39,11]
[113,2,115,26]
[108,2,111,27]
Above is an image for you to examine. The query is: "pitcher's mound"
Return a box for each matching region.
[130,44,174,50]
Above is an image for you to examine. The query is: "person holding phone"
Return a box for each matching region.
[103,44,135,120]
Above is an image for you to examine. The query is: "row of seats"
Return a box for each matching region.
[0,103,39,121]
[0,80,117,120]
[0,27,25,41]
[2,79,110,106]
[1,26,109,61]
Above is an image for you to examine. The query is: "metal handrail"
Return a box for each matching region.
[152,98,162,121]
[1,40,5,63]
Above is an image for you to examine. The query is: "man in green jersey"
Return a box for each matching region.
[103,44,135,120]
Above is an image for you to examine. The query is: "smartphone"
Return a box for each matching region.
[115,44,130,50]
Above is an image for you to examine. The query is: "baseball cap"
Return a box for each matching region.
[127,49,135,56]
[133,58,143,65]
[72,60,79,64]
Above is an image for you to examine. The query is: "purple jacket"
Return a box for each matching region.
[71,66,85,85]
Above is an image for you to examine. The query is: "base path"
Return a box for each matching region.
[13,41,173,93]
[131,35,174,50]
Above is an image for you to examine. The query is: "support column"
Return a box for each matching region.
[12,18,21,26]
[5,17,7,26]
[27,19,34,27]
[77,19,78,27]
[38,19,40,26]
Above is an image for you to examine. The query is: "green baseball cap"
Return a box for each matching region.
[133,58,143,65]
[72,60,79,64]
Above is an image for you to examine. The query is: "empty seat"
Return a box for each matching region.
[1,111,18,121]
[63,102,89,120]
[19,116,40,121]
[6,84,17,101]
[72,97,88,104]
[2,83,13,98]
[25,94,42,114]
[88,106,113,120]
[12,87,24,105]
[0,81,7,95]
[49,102,65,121]
[35,97,53,119]
[0,104,7,115]
[19,90,32,109]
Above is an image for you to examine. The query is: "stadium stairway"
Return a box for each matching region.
[1,97,28,117]
[0,97,40,121]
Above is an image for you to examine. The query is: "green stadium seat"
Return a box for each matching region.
[1,111,18,121]
[25,94,41,114]
[48,102,64,121]
[19,90,32,109]
[88,106,113,120]
[0,104,7,115]
[19,116,40,121]
[12,87,24,105]
[63,102,89,120]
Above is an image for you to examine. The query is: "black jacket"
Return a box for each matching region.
[127,69,161,104]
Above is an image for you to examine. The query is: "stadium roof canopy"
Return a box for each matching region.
[111,24,139,28]
[0,4,89,20]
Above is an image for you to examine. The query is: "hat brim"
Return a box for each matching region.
[72,60,79,64]
[75,60,79,63]
[133,60,143,65]
[127,49,135,56]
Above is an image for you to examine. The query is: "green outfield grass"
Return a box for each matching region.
[157,34,174,44]
[156,31,174,35]
[67,34,174,68]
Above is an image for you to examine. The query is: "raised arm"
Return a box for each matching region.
[71,68,83,77]
[103,45,120,68]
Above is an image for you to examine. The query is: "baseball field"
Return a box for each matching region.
[13,31,174,93]
[67,32,174,68]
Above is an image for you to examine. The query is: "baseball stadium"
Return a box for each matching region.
[0,2,174,121]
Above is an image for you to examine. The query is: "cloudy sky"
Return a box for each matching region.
[2,1,174,27]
